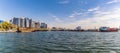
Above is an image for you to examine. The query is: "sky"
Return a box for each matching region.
[0,0,120,29]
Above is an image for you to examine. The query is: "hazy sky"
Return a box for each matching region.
[0,0,120,29]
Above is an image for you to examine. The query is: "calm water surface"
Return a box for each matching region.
[0,31,120,53]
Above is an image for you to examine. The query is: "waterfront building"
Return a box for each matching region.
[22,18,25,28]
[10,17,31,28]
[35,22,40,28]
[31,21,35,28]
[29,19,32,28]
[20,18,24,27]
[57,28,65,31]
[51,27,57,31]
[40,23,47,28]
[24,18,30,28]
[10,17,21,27]
[10,17,48,29]
[76,26,81,30]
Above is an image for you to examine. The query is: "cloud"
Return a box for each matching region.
[49,13,64,23]
[55,18,63,22]
[79,0,88,5]
[58,0,70,4]
[49,6,120,29]
[69,11,82,18]
[68,7,120,29]
[53,17,63,22]
[106,0,120,4]
[88,6,100,12]
[51,15,57,18]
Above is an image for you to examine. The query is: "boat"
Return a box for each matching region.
[99,27,118,32]
[16,27,21,33]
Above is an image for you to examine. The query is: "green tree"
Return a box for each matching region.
[1,21,9,30]
[0,21,18,31]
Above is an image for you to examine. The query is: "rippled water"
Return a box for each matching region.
[0,31,120,53]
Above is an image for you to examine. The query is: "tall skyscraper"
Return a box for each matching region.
[24,18,30,28]
[29,19,32,28]
[10,17,32,28]
[10,17,47,28]
[22,18,25,28]
[20,18,23,27]
[10,17,20,27]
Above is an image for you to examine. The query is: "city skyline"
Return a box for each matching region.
[10,17,47,29]
[0,0,120,29]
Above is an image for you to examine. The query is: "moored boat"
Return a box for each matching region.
[99,27,118,32]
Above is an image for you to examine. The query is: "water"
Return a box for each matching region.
[0,31,120,53]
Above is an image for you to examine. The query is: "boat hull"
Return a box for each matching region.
[99,27,118,32]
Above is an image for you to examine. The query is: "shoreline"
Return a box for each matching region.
[0,30,119,33]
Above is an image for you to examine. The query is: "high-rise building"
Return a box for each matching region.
[31,21,35,28]
[22,18,25,28]
[40,23,47,28]
[10,17,32,28]
[10,17,20,27]
[24,18,30,28]
[29,19,32,28]
[10,17,47,28]
[20,18,23,27]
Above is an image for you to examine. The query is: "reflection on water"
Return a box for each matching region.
[0,31,120,53]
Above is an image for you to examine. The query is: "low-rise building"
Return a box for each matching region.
[40,23,47,28]
[76,26,81,30]
[35,22,40,28]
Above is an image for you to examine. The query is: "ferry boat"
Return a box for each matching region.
[99,27,118,32]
